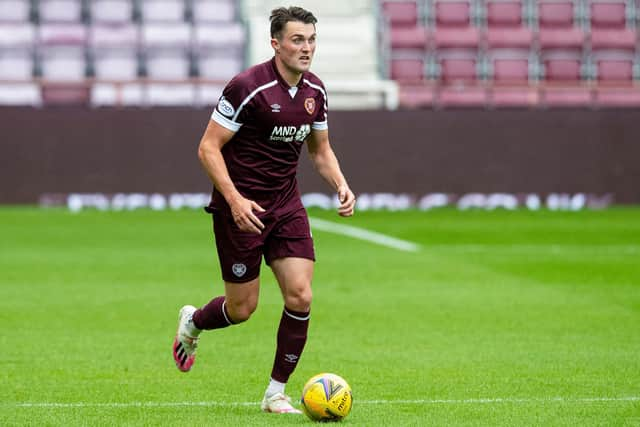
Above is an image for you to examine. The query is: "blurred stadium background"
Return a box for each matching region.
[0,0,639,208]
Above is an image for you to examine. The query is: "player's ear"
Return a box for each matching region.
[271,38,280,53]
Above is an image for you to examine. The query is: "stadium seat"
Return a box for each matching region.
[196,83,225,107]
[0,82,41,106]
[390,25,429,50]
[41,82,90,105]
[541,86,593,107]
[589,1,628,28]
[433,0,481,49]
[89,0,134,24]
[487,49,536,107]
[541,50,584,82]
[89,24,139,80]
[593,52,635,82]
[38,0,83,22]
[398,84,435,108]
[489,85,539,108]
[537,0,585,50]
[192,0,237,23]
[488,50,531,83]
[0,49,34,80]
[38,23,87,81]
[438,85,487,107]
[390,57,425,82]
[192,22,244,49]
[0,0,31,22]
[589,1,637,50]
[595,87,640,107]
[192,23,245,80]
[196,55,243,80]
[141,22,191,49]
[591,29,637,50]
[437,50,480,83]
[39,22,87,45]
[0,22,35,80]
[382,0,429,79]
[139,0,187,22]
[144,50,191,79]
[382,1,420,27]
[90,82,144,106]
[146,83,195,105]
[140,21,191,79]
[485,0,533,49]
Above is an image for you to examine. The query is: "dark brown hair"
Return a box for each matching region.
[270,6,317,39]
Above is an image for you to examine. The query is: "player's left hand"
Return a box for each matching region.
[337,185,355,217]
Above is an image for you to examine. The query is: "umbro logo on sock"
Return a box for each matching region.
[284,354,299,363]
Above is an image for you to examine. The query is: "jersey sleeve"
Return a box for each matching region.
[312,83,328,131]
[210,78,253,132]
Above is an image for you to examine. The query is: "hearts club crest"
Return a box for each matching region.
[304,98,315,115]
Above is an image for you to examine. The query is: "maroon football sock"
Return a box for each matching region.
[192,296,234,330]
[270,307,310,383]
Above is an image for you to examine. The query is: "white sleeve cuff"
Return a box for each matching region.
[212,109,242,132]
[312,120,328,130]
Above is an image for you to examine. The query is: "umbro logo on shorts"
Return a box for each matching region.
[232,263,247,277]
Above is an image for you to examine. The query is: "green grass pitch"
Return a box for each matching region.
[1,207,639,426]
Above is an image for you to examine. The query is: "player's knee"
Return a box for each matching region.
[284,285,312,312]
[226,300,257,323]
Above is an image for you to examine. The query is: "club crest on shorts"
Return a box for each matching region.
[304,98,315,115]
[232,263,247,277]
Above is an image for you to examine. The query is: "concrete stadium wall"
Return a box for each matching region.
[1,107,639,206]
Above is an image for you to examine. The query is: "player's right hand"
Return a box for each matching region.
[229,196,266,234]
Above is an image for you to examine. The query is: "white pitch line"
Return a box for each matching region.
[8,396,639,408]
[309,217,420,252]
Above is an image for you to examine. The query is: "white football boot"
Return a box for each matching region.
[172,305,200,372]
[261,392,302,414]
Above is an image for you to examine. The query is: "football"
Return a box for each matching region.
[300,373,353,422]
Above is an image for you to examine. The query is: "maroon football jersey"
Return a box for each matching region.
[208,57,328,215]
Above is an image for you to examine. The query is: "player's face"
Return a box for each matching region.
[273,21,317,75]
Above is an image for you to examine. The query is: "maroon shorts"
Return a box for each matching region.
[212,207,315,283]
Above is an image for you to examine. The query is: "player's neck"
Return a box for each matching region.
[274,58,303,87]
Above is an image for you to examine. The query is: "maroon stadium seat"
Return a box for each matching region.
[589,1,637,50]
[438,85,487,107]
[390,26,429,50]
[487,49,535,107]
[590,1,627,28]
[438,53,479,83]
[42,83,90,106]
[398,84,435,108]
[590,29,637,50]
[595,87,640,107]
[382,1,428,81]
[594,53,634,82]
[541,86,593,107]
[542,51,583,82]
[390,58,425,82]
[537,0,585,50]
[487,50,530,84]
[490,86,539,108]
[382,1,419,27]
[433,0,480,49]
[485,0,533,49]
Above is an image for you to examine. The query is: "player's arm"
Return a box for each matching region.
[306,128,355,217]
[197,120,265,234]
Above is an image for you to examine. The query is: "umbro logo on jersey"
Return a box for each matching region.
[218,97,235,117]
[270,104,281,112]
